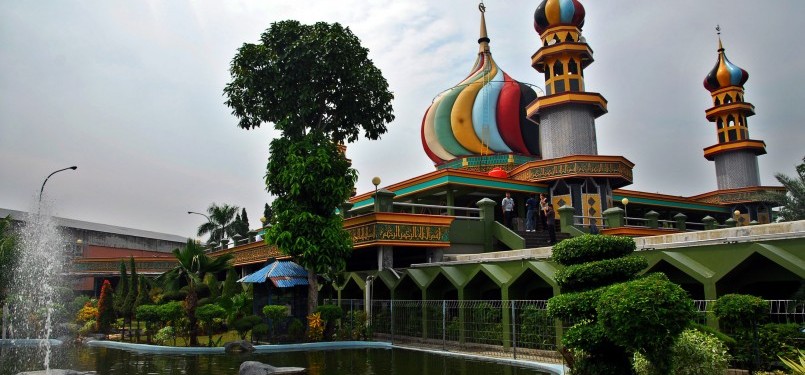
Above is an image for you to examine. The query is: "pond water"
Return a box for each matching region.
[0,346,552,375]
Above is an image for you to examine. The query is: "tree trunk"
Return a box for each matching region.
[307,270,319,316]
[186,291,199,346]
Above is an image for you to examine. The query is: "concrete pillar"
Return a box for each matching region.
[501,286,511,350]
[458,287,466,344]
[703,281,719,329]
[377,246,393,271]
[477,198,497,252]
[702,216,717,230]
[674,213,687,231]
[558,205,576,233]
[645,211,660,229]
[603,207,625,228]
[374,189,395,213]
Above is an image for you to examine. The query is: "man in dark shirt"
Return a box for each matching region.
[545,203,557,245]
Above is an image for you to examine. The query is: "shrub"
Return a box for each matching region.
[307,312,324,342]
[288,318,305,342]
[546,287,602,321]
[96,280,115,334]
[159,290,188,303]
[552,234,636,265]
[154,326,175,345]
[157,301,184,326]
[468,302,502,343]
[315,304,343,323]
[76,301,99,324]
[598,273,694,373]
[135,304,161,343]
[713,294,768,331]
[78,320,96,336]
[338,310,369,340]
[251,323,269,343]
[729,323,805,371]
[554,256,647,292]
[779,349,805,374]
[233,315,263,340]
[262,305,288,338]
[519,305,554,349]
[634,328,730,375]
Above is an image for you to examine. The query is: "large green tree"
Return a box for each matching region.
[196,203,240,244]
[0,215,18,304]
[157,240,233,346]
[767,156,805,221]
[224,20,394,313]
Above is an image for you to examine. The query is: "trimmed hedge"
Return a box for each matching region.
[552,234,636,266]
[315,304,343,323]
[546,287,603,321]
[713,294,768,330]
[555,256,648,292]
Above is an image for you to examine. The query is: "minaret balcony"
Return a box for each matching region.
[526,91,608,122]
[531,43,594,72]
[703,140,767,161]
[705,102,755,121]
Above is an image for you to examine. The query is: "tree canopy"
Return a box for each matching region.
[196,203,240,244]
[224,20,394,143]
[0,215,18,303]
[224,20,395,312]
[768,156,805,221]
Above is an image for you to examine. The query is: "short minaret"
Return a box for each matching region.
[527,0,607,159]
[702,27,766,189]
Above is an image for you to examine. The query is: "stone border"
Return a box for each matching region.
[395,345,565,375]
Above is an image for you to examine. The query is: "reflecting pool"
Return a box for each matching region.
[1,346,552,375]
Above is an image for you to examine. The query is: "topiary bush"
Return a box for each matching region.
[262,304,288,339]
[233,315,263,340]
[598,273,695,373]
[552,234,636,265]
[288,318,305,342]
[554,256,648,292]
[633,328,731,375]
[518,305,554,350]
[713,294,768,332]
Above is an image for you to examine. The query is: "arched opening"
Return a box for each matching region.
[552,60,564,77]
[552,34,561,45]
[568,59,578,75]
[716,253,803,300]
[426,272,458,300]
[564,32,574,42]
[340,277,364,300]
[644,261,705,299]
[509,269,554,300]
[714,97,721,106]
[727,115,735,127]
[373,278,392,300]
[724,94,732,104]
[717,118,724,129]
[464,271,501,300]
[394,275,422,300]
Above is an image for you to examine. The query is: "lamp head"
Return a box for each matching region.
[734,210,741,216]
[371,176,381,187]
[621,198,629,206]
[260,216,267,224]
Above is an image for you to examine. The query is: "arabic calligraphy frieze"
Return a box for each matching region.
[697,191,769,204]
[513,161,633,182]
[73,261,175,273]
[231,245,283,265]
[348,223,450,245]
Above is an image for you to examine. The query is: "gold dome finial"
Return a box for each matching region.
[716,25,724,52]
[478,2,490,53]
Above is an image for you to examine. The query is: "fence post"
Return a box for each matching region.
[350,299,354,335]
[702,216,717,230]
[511,302,517,360]
[603,207,625,228]
[674,213,687,231]
[442,300,446,351]
[645,211,659,229]
[390,301,395,344]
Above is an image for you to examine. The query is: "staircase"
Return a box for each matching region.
[517,223,571,248]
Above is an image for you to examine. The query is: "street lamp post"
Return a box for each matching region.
[187,211,221,246]
[39,166,77,203]
[621,197,630,225]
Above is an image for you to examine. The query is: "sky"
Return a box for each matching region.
[1,1,803,239]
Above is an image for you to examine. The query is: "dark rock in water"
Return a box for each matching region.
[17,370,95,375]
[224,340,255,353]
[239,361,306,375]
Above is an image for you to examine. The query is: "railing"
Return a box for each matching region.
[330,298,804,366]
[391,202,482,220]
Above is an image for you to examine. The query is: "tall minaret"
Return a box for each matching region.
[527,0,607,159]
[702,27,766,189]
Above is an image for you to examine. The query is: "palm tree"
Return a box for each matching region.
[157,240,233,346]
[767,157,805,221]
[196,203,239,244]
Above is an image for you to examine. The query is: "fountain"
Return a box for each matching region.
[1,197,86,375]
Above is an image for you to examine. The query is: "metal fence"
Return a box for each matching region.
[333,299,804,366]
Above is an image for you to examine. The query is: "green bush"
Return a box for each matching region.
[634,328,731,375]
[315,304,343,323]
[157,301,184,325]
[598,273,695,373]
[554,256,647,292]
[552,234,636,265]
[233,315,263,340]
[338,310,369,340]
[689,322,736,346]
[563,321,634,375]
[251,323,270,342]
[78,320,96,336]
[160,290,188,303]
[262,305,287,337]
[713,294,768,331]
[288,318,305,342]
[729,323,805,371]
[546,287,602,321]
[468,302,502,343]
[154,326,175,345]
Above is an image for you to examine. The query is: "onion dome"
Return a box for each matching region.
[704,38,749,92]
[421,4,539,164]
[534,0,586,35]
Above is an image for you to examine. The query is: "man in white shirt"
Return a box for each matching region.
[501,192,514,229]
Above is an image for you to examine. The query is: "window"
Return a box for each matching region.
[568,59,578,75]
[728,129,737,141]
[724,94,732,104]
[714,97,721,106]
[554,80,565,93]
[553,60,563,76]
[569,79,580,92]
[718,132,726,143]
[717,118,724,129]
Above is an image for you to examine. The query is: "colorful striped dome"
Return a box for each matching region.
[704,40,749,92]
[534,0,586,35]
[420,43,539,164]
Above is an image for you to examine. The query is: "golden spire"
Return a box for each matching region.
[716,25,724,52]
[478,2,490,53]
